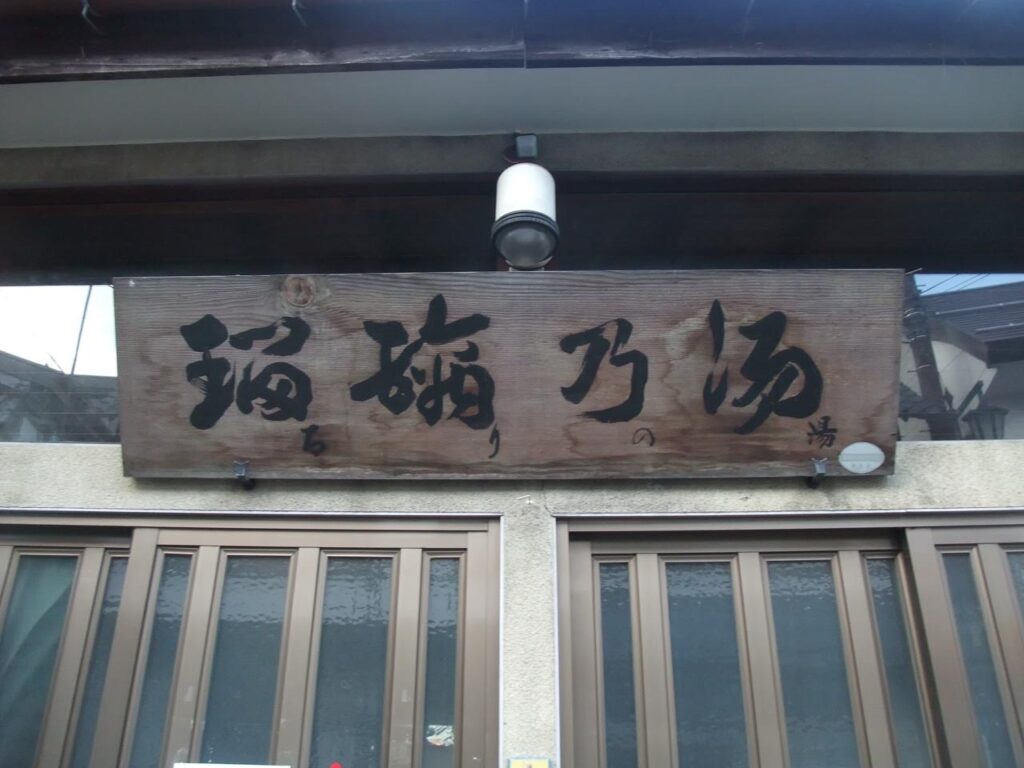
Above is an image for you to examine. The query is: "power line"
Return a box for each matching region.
[918,274,962,295]
[944,274,990,293]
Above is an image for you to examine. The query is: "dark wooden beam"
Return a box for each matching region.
[1,0,1022,81]
[2,179,1022,284]
[4,133,1024,192]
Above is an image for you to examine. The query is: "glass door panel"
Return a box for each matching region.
[69,555,128,768]
[309,556,394,768]
[766,559,861,768]
[598,561,639,768]
[0,554,78,768]
[420,557,461,768]
[128,553,193,768]
[664,561,748,768]
[865,557,934,768]
[200,554,291,764]
[1009,551,1024,623]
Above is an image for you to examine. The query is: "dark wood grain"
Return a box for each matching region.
[115,270,902,479]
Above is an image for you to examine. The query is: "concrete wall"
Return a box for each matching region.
[2,439,1024,767]
[2,440,1021,515]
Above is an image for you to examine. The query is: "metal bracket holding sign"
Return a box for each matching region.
[115,270,902,480]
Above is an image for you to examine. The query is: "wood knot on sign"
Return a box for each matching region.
[282,275,317,308]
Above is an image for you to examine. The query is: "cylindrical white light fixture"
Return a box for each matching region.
[491,162,559,270]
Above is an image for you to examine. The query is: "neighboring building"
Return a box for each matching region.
[900,281,1024,441]
[1,3,1024,768]
[0,351,119,443]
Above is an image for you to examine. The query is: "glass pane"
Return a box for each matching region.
[0,285,119,443]
[310,557,393,768]
[665,562,747,768]
[943,553,1016,767]
[1009,552,1024,626]
[422,558,460,768]
[901,274,1024,442]
[200,555,290,764]
[866,558,933,768]
[0,555,78,768]
[599,562,638,768]
[129,553,192,768]
[70,556,128,768]
[768,560,860,768]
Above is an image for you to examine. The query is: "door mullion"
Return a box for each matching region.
[836,550,897,768]
[904,528,981,765]
[0,546,12,596]
[635,553,673,768]
[386,547,424,768]
[460,533,489,768]
[91,528,158,768]
[274,547,319,768]
[164,545,219,766]
[977,544,1024,754]
[736,552,787,768]
[569,540,601,767]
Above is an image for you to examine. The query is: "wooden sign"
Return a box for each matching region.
[115,270,902,480]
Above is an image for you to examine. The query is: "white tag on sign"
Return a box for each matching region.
[838,441,886,474]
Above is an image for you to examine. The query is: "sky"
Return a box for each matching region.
[1,273,1023,378]
[0,285,117,376]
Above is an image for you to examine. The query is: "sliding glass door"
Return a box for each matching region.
[0,520,498,768]
[567,533,940,768]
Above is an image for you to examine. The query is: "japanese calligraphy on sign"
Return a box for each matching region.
[114,270,902,479]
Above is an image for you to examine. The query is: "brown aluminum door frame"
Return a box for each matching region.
[0,516,499,768]
[92,519,496,768]
[912,526,1024,765]
[563,528,930,768]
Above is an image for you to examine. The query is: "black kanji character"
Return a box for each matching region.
[807,416,838,448]
[180,314,235,430]
[560,319,648,423]
[236,361,312,422]
[180,314,313,429]
[731,312,823,434]
[350,294,497,433]
[703,299,729,415]
[229,317,311,356]
[302,424,327,455]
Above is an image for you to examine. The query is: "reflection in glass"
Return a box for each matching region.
[599,562,638,768]
[201,556,290,764]
[0,555,78,768]
[866,558,933,768]
[665,562,747,768]
[943,553,1016,767]
[70,557,128,768]
[310,557,393,768]
[768,560,860,768]
[422,558,461,768]
[129,554,192,768]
